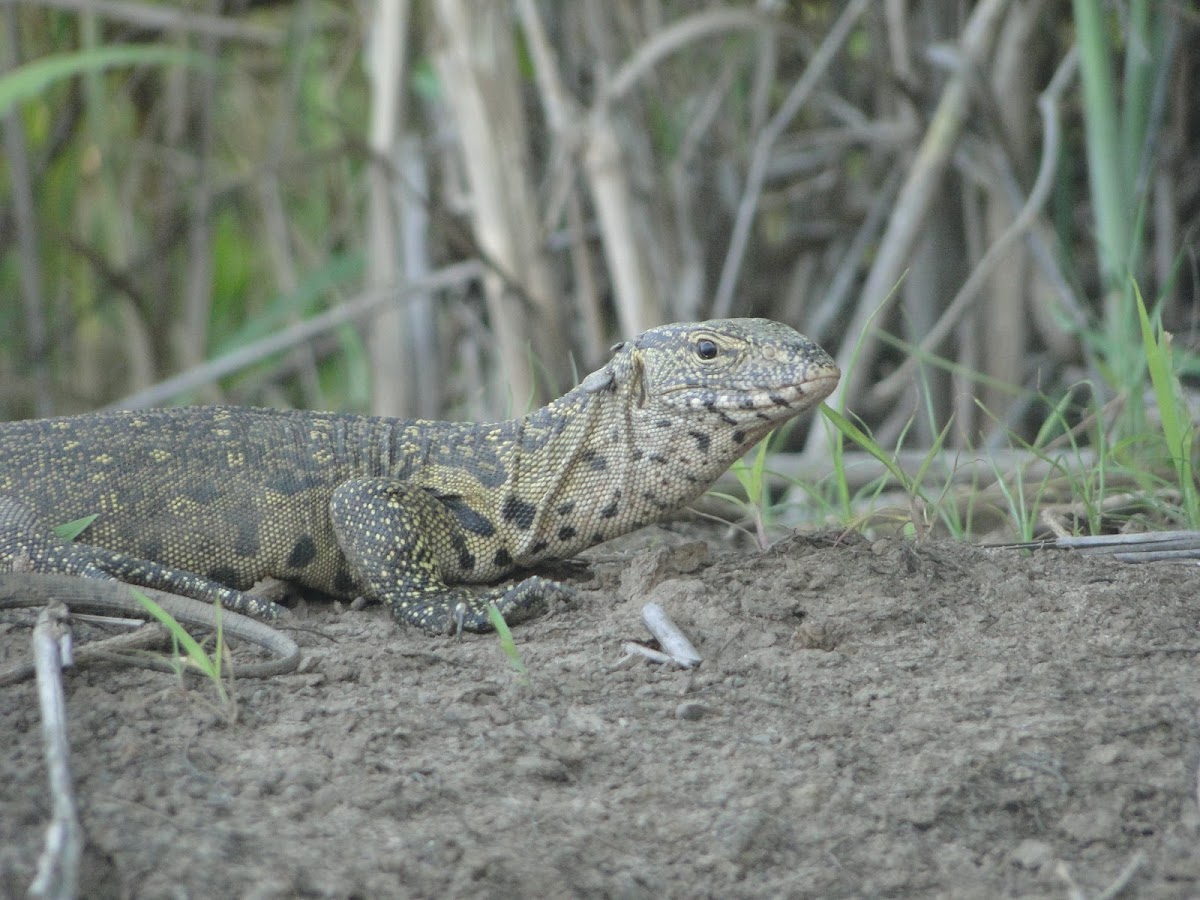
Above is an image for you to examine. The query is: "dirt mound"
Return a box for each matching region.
[3,530,1199,898]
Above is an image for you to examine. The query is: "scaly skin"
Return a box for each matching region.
[0,318,839,633]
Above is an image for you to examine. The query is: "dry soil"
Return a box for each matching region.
[2,526,1199,898]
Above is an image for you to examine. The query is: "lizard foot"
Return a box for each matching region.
[388,576,578,635]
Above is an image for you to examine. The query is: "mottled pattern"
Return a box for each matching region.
[0,319,839,633]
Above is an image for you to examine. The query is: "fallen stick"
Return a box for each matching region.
[28,602,82,900]
[0,573,300,684]
[641,603,702,668]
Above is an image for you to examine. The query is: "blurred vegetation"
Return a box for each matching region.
[1,1,1197,535]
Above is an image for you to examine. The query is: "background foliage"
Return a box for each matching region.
[1,2,1195,475]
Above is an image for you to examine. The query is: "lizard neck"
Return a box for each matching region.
[498,378,742,564]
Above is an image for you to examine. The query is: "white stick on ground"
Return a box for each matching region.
[621,642,679,667]
[641,603,702,668]
[29,603,82,900]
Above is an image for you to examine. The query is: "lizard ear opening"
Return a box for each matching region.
[581,339,633,393]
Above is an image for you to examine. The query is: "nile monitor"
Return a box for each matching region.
[0,319,839,634]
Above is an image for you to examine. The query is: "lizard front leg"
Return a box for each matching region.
[329,478,574,634]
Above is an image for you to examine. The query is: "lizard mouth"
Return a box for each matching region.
[662,367,841,411]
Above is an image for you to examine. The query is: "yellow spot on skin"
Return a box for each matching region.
[92,454,113,465]
[168,497,197,516]
[151,449,172,462]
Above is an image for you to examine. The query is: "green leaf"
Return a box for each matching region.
[0,46,210,116]
[54,514,98,542]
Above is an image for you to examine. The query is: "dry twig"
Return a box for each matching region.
[27,603,82,900]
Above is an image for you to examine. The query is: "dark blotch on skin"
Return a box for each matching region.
[184,482,219,504]
[600,500,620,519]
[530,539,549,555]
[581,448,608,471]
[632,448,644,461]
[209,566,239,586]
[501,495,538,530]
[732,430,746,444]
[688,430,711,453]
[265,472,322,496]
[558,525,577,541]
[234,521,260,558]
[333,571,358,595]
[286,535,317,569]
[557,501,575,516]
[769,393,791,407]
[493,548,513,569]
[439,494,496,536]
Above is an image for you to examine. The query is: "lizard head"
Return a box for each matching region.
[583,318,839,437]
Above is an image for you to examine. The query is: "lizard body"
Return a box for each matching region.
[0,319,838,633]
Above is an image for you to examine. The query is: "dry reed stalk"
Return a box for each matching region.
[432,0,564,408]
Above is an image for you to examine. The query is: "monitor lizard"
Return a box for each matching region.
[0,318,839,635]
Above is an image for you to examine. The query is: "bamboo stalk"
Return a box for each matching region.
[364,0,412,417]
[432,0,565,409]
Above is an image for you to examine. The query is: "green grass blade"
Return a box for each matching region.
[1136,283,1199,525]
[53,515,98,542]
[0,46,210,116]
[821,404,914,492]
[130,589,225,702]
[1072,0,1129,287]
[486,603,528,678]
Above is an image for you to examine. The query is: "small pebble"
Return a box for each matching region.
[1010,839,1054,869]
[675,701,709,721]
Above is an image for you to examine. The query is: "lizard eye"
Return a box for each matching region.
[695,338,719,360]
